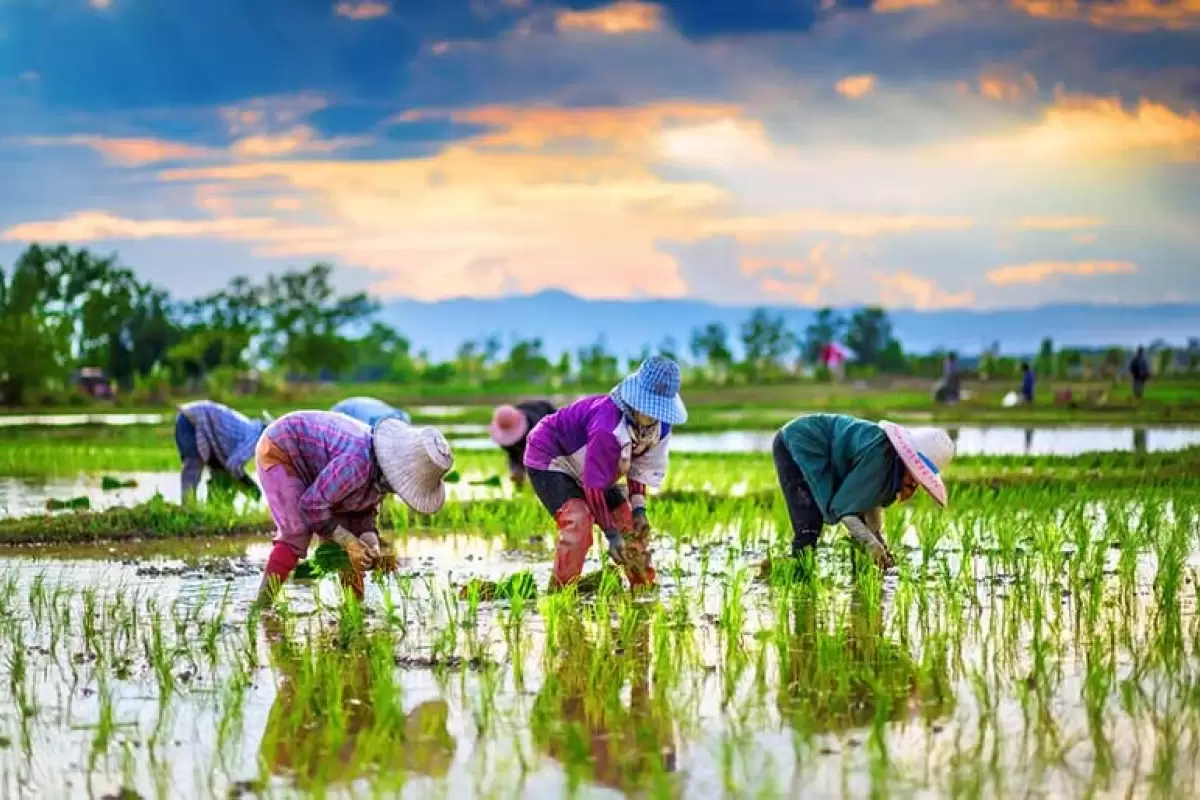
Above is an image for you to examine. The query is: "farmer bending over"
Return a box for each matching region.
[332,396,412,427]
[254,411,453,605]
[524,356,686,592]
[176,400,270,503]
[774,414,955,572]
[488,400,557,487]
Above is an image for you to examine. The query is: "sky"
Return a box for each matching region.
[1,0,1198,309]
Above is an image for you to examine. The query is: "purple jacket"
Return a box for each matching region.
[524,395,671,490]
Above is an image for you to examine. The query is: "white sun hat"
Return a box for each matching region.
[878,421,955,507]
[373,419,454,514]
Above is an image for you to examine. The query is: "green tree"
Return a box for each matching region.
[577,339,620,386]
[261,264,377,379]
[503,338,552,384]
[0,259,73,404]
[350,322,412,381]
[802,308,847,363]
[740,308,792,379]
[844,307,898,369]
[689,322,733,377]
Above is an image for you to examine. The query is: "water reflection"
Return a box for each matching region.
[777,588,953,736]
[258,618,457,791]
[532,609,678,796]
[456,426,1200,456]
[0,413,164,427]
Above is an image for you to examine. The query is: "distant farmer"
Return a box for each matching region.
[1020,362,1035,405]
[176,400,270,503]
[771,413,955,574]
[524,356,687,592]
[1130,347,1151,400]
[332,396,412,427]
[254,411,453,606]
[933,352,961,405]
[488,400,557,487]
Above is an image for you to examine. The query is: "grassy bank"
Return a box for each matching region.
[3,450,1198,545]
[3,377,1199,428]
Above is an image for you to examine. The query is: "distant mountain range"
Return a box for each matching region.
[378,291,1200,362]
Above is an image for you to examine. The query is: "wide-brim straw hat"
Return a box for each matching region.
[488,404,529,447]
[613,355,687,425]
[878,420,955,507]
[373,419,454,514]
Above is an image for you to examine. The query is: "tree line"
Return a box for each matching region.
[3,244,1190,405]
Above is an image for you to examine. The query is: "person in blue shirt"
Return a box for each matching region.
[331,397,412,427]
[1020,362,1035,405]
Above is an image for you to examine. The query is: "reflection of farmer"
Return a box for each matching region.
[332,396,412,427]
[259,622,456,790]
[175,400,269,503]
[777,588,953,736]
[254,411,453,605]
[524,357,686,592]
[532,613,677,796]
[488,400,557,487]
[1129,347,1151,401]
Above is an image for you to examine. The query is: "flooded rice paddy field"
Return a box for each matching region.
[2,417,1200,798]
[1,481,1199,799]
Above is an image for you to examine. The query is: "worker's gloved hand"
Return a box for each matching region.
[631,507,651,536]
[843,515,895,571]
[330,526,372,574]
[604,529,628,566]
[359,531,382,561]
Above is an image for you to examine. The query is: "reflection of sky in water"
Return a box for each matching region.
[0,413,165,427]
[457,427,1200,456]
[0,470,511,519]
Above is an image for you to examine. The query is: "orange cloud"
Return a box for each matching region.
[334,1,390,21]
[1011,215,1105,230]
[704,211,974,240]
[953,94,1200,162]
[23,135,212,166]
[987,260,1137,285]
[978,72,1038,103]
[231,125,366,158]
[836,74,877,100]
[1010,0,1200,31]
[0,211,281,243]
[741,245,836,304]
[399,102,742,152]
[555,1,663,33]
[874,0,942,10]
[873,271,976,309]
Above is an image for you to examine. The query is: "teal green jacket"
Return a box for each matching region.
[780,414,902,524]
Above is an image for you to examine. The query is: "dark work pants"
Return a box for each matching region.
[773,432,825,557]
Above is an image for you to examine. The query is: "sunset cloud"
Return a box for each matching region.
[836,74,877,100]
[1010,0,1200,31]
[987,260,1137,285]
[334,1,390,21]
[0,211,281,243]
[555,1,663,34]
[874,271,976,309]
[704,211,974,241]
[1011,215,1106,231]
[951,95,1200,163]
[22,135,213,166]
[978,72,1038,103]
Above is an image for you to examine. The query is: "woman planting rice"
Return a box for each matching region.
[175,400,270,502]
[331,396,412,427]
[524,356,686,592]
[488,400,557,487]
[254,410,453,605]
[773,413,955,572]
